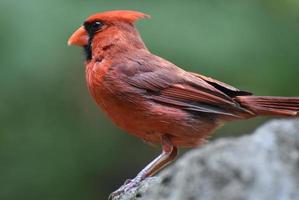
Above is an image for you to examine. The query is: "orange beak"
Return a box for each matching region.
[68,26,89,46]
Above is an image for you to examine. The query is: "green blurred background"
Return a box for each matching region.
[0,0,298,199]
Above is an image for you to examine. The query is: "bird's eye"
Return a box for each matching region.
[91,21,102,31]
[84,21,103,35]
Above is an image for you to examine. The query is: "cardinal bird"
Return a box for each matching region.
[68,10,299,197]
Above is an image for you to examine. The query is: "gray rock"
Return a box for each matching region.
[113,119,299,200]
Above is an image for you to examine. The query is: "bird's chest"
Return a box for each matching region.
[85,60,117,109]
[85,61,147,132]
[86,60,109,89]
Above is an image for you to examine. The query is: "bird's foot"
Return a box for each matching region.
[124,178,133,185]
[108,178,142,200]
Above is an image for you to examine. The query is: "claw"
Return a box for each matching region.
[108,136,178,199]
[108,179,140,199]
[124,178,132,185]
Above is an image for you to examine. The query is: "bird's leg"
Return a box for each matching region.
[133,135,178,181]
[109,135,178,199]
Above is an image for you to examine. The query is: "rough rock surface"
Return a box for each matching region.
[112,119,299,200]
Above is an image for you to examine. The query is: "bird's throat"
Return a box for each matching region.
[83,39,92,61]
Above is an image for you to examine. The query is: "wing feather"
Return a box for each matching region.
[115,54,253,117]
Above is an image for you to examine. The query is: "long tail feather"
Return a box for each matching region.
[235,96,299,117]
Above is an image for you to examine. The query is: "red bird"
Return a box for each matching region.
[68,10,299,197]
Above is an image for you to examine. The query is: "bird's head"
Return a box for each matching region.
[68,10,150,60]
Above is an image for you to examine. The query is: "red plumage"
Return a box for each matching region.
[236,96,299,116]
[68,10,299,198]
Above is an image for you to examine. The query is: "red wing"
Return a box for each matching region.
[127,70,252,117]
[191,73,252,97]
[162,84,236,106]
[118,54,253,117]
